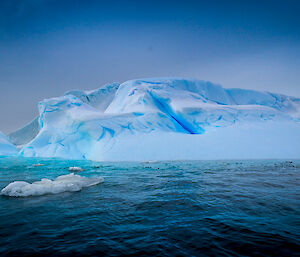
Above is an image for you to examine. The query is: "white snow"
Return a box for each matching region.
[0,131,18,156]
[65,82,120,111]
[1,173,104,197]
[11,77,300,161]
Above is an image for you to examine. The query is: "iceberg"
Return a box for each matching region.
[0,131,18,156]
[8,78,300,161]
[1,173,104,197]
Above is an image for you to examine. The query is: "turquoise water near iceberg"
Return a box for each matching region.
[0,157,299,256]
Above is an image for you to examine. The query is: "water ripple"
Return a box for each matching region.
[0,158,299,256]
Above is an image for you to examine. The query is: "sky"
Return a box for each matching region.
[0,0,300,133]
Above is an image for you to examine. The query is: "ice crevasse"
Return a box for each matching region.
[6,77,300,161]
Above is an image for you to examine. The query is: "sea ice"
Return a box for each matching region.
[1,173,104,197]
[33,163,45,167]
[68,166,83,172]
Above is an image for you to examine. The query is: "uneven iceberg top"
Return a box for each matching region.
[7,78,300,160]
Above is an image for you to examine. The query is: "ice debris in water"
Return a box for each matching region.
[68,166,83,172]
[33,163,44,167]
[0,173,103,197]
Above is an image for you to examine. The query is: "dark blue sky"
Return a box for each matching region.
[0,0,300,133]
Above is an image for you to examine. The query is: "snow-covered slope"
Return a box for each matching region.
[0,132,18,156]
[16,78,300,160]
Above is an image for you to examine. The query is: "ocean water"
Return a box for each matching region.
[0,157,299,256]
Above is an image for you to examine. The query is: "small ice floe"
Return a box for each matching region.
[142,160,159,164]
[1,173,103,197]
[33,163,44,167]
[68,166,83,172]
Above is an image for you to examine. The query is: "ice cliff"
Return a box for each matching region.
[7,78,300,160]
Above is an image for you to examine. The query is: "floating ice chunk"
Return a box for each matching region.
[68,166,83,172]
[141,160,159,164]
[33,163,44,167]
[1,173,103,197]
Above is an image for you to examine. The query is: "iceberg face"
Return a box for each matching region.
[1,173,104,197]
[16,78,300,161]
[0,132,18,156]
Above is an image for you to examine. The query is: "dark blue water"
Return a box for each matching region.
[0,157,299,256]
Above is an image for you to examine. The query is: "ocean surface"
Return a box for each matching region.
[0,157,299,256]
